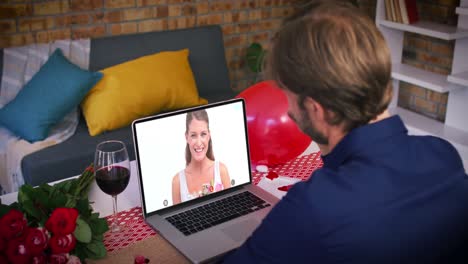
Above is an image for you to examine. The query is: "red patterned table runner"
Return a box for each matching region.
[103,152,323,252]
[251,151,323,184]
[104,207,157,252]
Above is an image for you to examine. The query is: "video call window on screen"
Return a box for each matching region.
[135,101,251,213]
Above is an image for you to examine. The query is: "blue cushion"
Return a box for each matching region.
[0,49,103,142]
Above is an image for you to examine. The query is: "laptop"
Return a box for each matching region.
[132,98,279,263]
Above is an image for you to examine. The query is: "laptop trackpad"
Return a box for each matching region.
[222,219,260,242]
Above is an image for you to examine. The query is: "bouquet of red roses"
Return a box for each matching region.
[0,165,109,264]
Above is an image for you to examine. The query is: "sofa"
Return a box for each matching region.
[0,25,236,186]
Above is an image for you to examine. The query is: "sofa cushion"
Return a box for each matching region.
[81,49,207,136]
[0,49,102,142]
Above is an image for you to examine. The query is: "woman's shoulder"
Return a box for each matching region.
[217,161,229,172]
[172,172,180,184]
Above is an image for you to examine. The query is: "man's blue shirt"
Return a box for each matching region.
[224,115,468,263]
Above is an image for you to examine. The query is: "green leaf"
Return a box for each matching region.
[90,212,100,220]
[72,242,89,262]
[90,217,109,235]
[76,198,92,218]
[37,184,53,198]
[21,200,41,220]
[54,178,74,192]
[35,188,51,208]
[48,191,68,208]
[85,240,107,259]
[64,194,77,208]
[0,204,12,218]
[38,183,52,192]
[18,184,35,205]
[74,217,92,243]
[92,233,103,241]
[48,187,61,201]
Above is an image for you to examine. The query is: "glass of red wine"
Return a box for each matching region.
[94,140,130,233]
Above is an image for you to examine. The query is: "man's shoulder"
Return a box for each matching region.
[405,134,459,156]
[285,168,355,215]
[405,134,464,170]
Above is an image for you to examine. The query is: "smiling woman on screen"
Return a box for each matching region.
[171,109,231,205]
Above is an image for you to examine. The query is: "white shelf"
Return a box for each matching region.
[392,63,453,93]
[456,7,468,16]
[378,20,468,40]
[448,71,468,86]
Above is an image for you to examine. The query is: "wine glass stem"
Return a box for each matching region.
[112,195,120,232]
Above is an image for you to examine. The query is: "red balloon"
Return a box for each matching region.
[236,81,312,167]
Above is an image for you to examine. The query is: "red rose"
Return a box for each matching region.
[32,253,47,264]
[0,237,6,252]
[6,238,31,264]
[45,208,79,236]
[0,209,27,239]
[49,234,76,254]
[17,226,30,242]
[25,227,49,255]
[0,254,8,264]
[49,253,69,264]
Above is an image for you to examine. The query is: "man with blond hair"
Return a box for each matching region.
[224,1,468,263]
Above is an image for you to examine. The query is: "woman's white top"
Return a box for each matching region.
[179,160,223,202]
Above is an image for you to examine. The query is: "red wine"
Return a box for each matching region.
[96,166,130,196]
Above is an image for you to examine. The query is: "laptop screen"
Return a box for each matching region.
[133,99,252,214]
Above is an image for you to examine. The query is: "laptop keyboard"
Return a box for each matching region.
[166,191,271,236]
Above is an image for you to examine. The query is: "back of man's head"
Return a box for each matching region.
[266,0,393,132]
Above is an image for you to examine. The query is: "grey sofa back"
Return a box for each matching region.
[89,25,232,100]
[1,25,235,186]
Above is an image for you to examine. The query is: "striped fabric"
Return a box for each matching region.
[0,39,90,194]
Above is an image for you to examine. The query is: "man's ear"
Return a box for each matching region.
[303,97,326,122]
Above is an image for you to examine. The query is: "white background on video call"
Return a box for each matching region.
[136,102,250,213]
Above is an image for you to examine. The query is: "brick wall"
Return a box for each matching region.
[1,0,457,114]
[0,0,296,92]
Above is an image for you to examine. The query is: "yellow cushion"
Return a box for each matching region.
[81,49,207,136]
